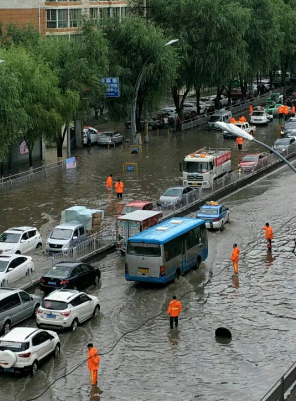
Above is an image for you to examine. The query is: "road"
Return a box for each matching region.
[2,119,296,401]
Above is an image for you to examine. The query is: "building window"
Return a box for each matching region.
[110,7,120,18]
[90,8,99,24]
[121,7,130,18]
[69,9,82,27]
[99,8,110,20]
[47,9,69,28]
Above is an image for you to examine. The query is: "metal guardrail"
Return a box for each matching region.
[0,160,66,190]
[260,361,296,401]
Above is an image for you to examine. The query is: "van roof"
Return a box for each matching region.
[128,217,205,245]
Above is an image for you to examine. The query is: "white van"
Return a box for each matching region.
[208,110,232,130]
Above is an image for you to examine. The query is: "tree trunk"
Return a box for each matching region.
[136,97,144,132]
[179,87,190,119]
[57,126,68,158]
[195,87,200,115]
[28,149,33,167]
[172,86,180,117]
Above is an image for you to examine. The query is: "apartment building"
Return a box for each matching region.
[0,0,129,39]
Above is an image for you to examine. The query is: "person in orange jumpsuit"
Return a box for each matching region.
[283,104,289,121]
[167,295,182,329]
[106,174,113,189]
[239,115,247,123]
[236,136,243,150]
[291,105,295,117]
[115,179,124,199]
[263,222,274,249]
[230,244,240,274]
[230,117,236,123]
[87,343,101,386]
[249,104,253,117]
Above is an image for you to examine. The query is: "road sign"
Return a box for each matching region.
[66,157,77,169]
[101,77,120,98]
[123,162,138,173]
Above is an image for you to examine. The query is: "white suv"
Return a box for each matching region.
[37,289,100,331]
[0,227,42,255]
[0,327,60,376]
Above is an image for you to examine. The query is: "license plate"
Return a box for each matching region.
[139,268,149,274]
[4,368,14,372]
[48,281,56,285]
[191,183,198,186]
[46,314,56,319]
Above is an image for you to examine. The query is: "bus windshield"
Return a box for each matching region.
[127,242,161,257]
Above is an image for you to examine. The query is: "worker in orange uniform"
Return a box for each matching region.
[167,295,182,329]
[278,105,284,123]
[236,136,243,150]
[283,104,289,121]
[115,179,124,199]
[239,115,247,123]
[87,343,101,386]
[263,222,274,249]
[230,117,236,123]
[106,174,113,189]
[230,244,240,274]
[249,104,253,117]
[291,105,295,117]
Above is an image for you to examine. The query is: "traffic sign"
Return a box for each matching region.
[101,77,120,98]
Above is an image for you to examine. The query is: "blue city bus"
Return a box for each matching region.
[125,217,208,284]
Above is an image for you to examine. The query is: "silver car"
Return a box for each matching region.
[46,221,87,254]
[158,186,197,209]
[0,288,41,334]
[273,137,296,156]
[97,131,124,146]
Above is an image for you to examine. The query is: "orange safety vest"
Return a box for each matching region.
[278,106,284,114]
[106,176,113,188]
[283,105,289,115]
[239,116,247,122]
[263,226,274,240]
[230,117,236,123]
[236,137,243,145]
[167,300,182,317]
[231,247,240,262]
[88,348,100,371]
[115,181,124,193]
[249,106,253,115]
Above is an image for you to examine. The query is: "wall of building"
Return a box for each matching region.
[2,139,44,171]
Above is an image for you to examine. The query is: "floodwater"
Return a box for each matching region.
[1,118,296,401]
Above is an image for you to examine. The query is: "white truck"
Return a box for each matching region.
[223,122,256,139]
[182,148,231,188]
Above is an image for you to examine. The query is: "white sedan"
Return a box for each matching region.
[0,226,42,255]
[82,126,101,146]
[0,255,34,287]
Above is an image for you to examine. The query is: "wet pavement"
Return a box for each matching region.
[1,119,296,401]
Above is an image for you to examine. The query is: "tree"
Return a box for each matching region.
[103,17,179,128]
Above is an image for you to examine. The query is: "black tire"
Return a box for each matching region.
[36,243,42,249]
[53,343,60,359]
[220,222,224,232]
[3,320,11,335]
[193,256,201,270]
[30,360,38,377]
[93,305,100,318]
[32,304,40,318]
[71,318,78,332]
[175,269,181,281]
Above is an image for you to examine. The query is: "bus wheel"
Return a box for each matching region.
[193,257,201,270]
[175,269,181,281]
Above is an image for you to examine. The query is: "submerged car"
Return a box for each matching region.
[97,131,124,146]
[0,255,35,287]
[120,201,154,216]
[239,153,268,173]
[158,186,196,208]
[196,201,229,230]
[283,118,296,136]
[0,227,42,255]
[272,137,296,155]
[250,110,273,125]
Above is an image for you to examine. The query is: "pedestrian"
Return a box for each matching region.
[167,295,182,329]
[163,116,169,130]
[283,104,289,121]
[87,343,101,386]
[230,244,240,274]
[115,179,124,199]
[230,117,236,123]
[263,223,274,249]
[106,174,113,189]
[291,105,295,117]
[236,136,243,150]
[249,104,253,118]
[239,115,247,123]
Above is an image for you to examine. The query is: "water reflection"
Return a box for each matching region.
[167,330,180,351]
[265,250,275,268]
[89,385,103,401]
[232,274,240,289]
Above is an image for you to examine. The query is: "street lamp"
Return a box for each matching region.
[130,39,179,145]
[216,121,296,173]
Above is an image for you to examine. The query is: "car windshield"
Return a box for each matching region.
[252,111,264,116]
[42,300,67,310]
[46,265,72,278]
[275,139,290,146]
[121,206,140,215]
[209,116,220,122]
[0,260,9,272]
[198,207,218,216]
[242,155,259,162]
[0,233,21,243]
[163,188,183,197]
[50,229,72,240]
[184,162,209,173]
[0,341,29,352]
[127,242,161,257]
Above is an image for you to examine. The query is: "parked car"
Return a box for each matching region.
[97,131,124,146]
[250,110,272,125]
[82,127,101,146]
[0,327,60,376]
[0,227,42,255]
[0,288,41,334]
[196,201,230,231]
[272,137,296,155]
[239,153,268,173]
[125,118,164,131]
[208,110,232,130]
[120,201,154,216]
[36,289,100,331]
[39,262,101,292]
[158,186,197,208]
[46,221,87,254]
[0,255,34,287]
[283,119,296,136]
[182,103,198,117]
[265,103,286,116]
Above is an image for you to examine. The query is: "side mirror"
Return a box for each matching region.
[73,236,78,240]
[21,239,26,243]
[8,268,13,272]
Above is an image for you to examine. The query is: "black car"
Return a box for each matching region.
[39,262,100,292]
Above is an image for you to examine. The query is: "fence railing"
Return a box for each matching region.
[260,361,296,401]
[0,160,66,190]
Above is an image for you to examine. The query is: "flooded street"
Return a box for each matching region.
[1,119,296,401]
